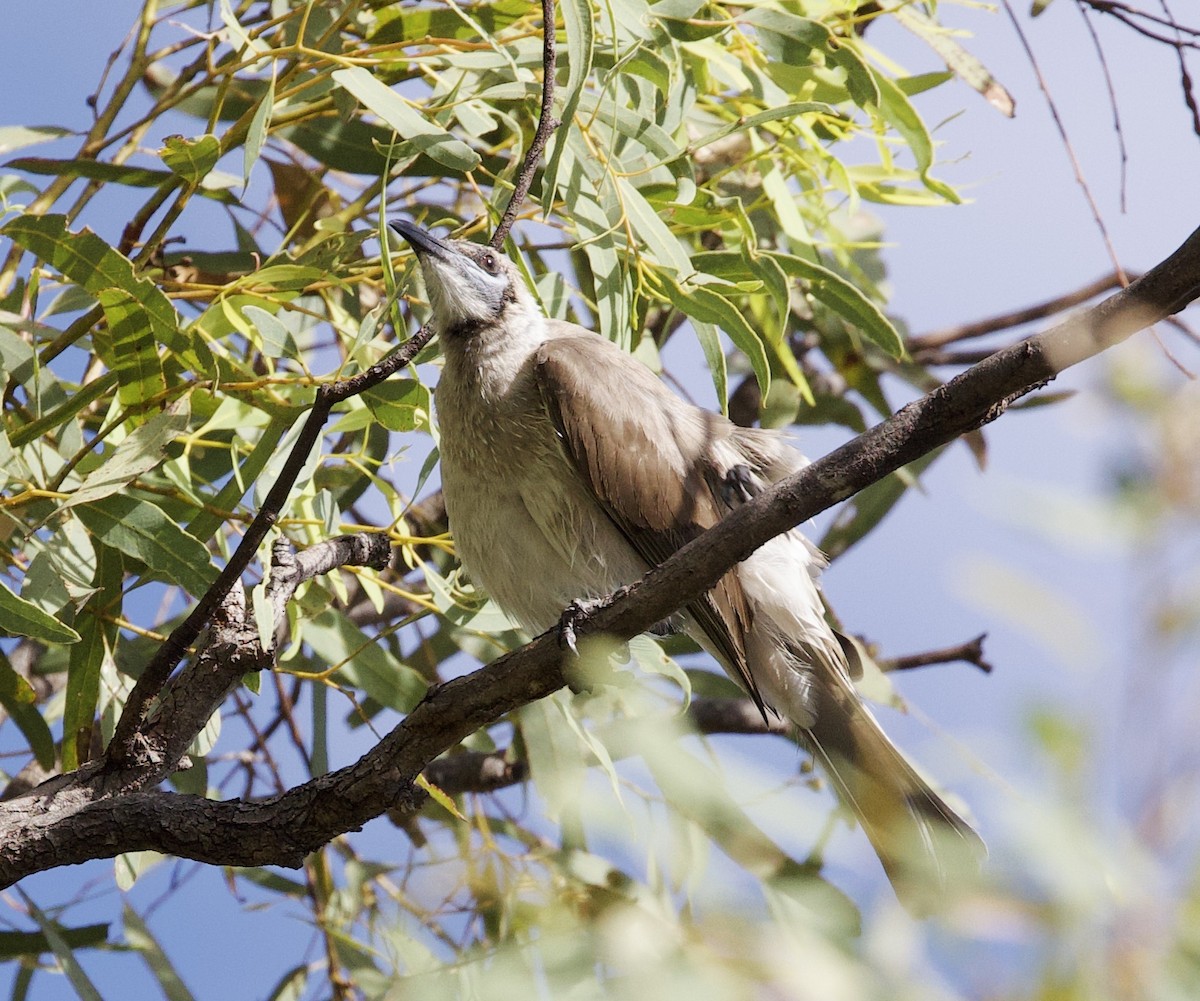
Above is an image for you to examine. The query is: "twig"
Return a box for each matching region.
[490,0,560,249]
[880,634,993,674]
[1001,0,1126,277]
[1077,2,1130,212]
[907,272,1128,351]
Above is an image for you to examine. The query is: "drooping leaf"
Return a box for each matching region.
[62,397,191,511]
[75,495,216,597]
[768,251,905,358]
[62,544,121,770]
[0,578,81,643]
[542,0,596,211]
[243,72,276,188]
[14,890,106,1001]
[331,66,480,171]
[0,651,56,769]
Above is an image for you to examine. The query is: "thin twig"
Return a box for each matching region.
[907,272,1129,352]
[880,634,993,674]
[490,0,560,249]
[1077,3,1130,213]
[1001,0,1126,277]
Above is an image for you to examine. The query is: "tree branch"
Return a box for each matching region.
[906,271,1129,353]
[879,634,993,674]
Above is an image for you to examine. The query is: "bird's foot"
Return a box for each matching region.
[557,598,633,695]
[721,463,760,507]
[557,597,603,657]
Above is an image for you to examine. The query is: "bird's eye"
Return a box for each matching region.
[480,252,497,273]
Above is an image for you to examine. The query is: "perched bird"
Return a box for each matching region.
[391,219,983,908]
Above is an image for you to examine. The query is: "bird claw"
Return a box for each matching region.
[558,597,601,656]
[721,463,759,507]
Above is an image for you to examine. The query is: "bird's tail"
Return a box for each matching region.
[797,656,985,912]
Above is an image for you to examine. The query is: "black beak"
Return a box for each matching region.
[389,219,454,260]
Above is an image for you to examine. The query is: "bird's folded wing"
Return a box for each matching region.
[532,329,767,714]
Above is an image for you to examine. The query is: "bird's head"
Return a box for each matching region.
[390,220,528,338]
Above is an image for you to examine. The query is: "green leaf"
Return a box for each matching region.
[220,0,268,57]
[767,252,904,358]
[6,157,238,202]
[1,215,187,407]
[615,177,691,274]
[240,304,294,360]
[185,410,295,543]
[159,134,221,185]
[62,545,121,770]
[739,8,877,108]
[331,66,480,171]
[869,68,959,202]
[62,397,190,511]
[0,124,72,155]
[122,904,196,1001]
[14,890,105,1001]
[0,578,81,643]
[361,378,430,432]
[304,608,428,713]
[76,495,216,597]
[660,274,771,399]
[0,651,56,769]
[415,773,468,821]
[243,72,276,188]
[680,102,837,165]
[892,6,1014,117]
[0,923,109,961]
[691,319,728,414]
[95,287,168,410]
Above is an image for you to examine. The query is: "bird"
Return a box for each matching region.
[391,218,983,909]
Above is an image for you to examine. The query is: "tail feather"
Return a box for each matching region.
[802,667,985,912]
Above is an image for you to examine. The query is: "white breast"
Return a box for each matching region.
[435,349,646,634]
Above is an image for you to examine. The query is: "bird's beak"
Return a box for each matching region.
[390,219,454,261]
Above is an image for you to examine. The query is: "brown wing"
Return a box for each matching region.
[533,327,767,715]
